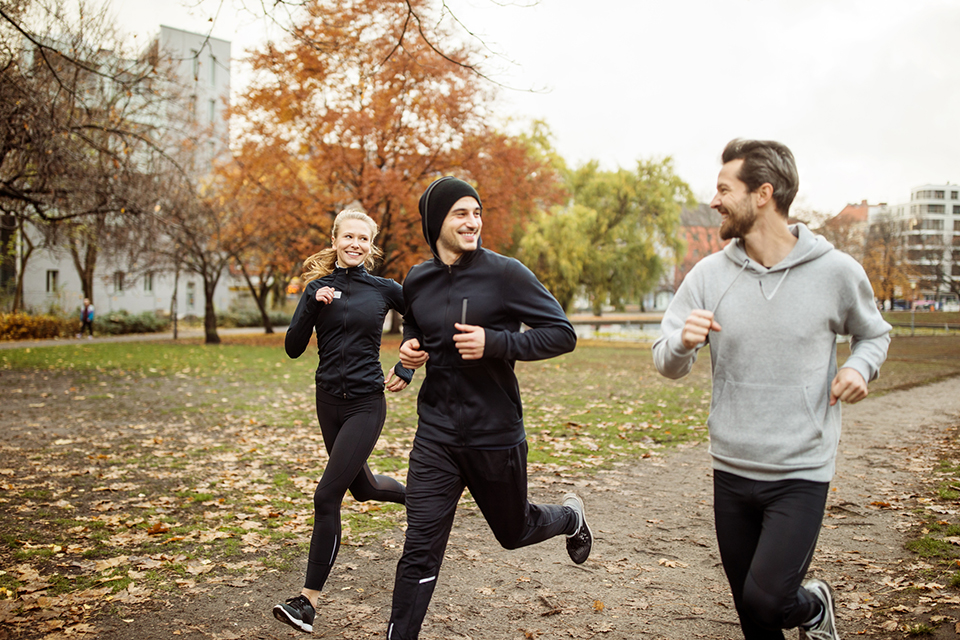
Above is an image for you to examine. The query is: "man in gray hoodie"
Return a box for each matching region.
[653,139,891,640]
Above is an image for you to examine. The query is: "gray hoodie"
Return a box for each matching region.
[653,223,891,483]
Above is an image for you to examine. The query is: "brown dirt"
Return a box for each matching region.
[3,373,960,639]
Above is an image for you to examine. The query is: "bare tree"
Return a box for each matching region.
[0,0,178,310]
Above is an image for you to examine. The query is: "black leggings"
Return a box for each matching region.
[713,469,829,639]
[304,389,406,591]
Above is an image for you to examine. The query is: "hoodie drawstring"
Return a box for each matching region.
[759,268,791,301]
[711,261,749,316]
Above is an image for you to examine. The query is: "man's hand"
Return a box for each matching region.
[315,286,336,305]
[384,369,408,392]
[453,323,485,360]
[830,368,867,406]
[681,309,721,350]
[399,338,429,369]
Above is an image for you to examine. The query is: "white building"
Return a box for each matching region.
[9,26,243,319]
[886,183,960,304]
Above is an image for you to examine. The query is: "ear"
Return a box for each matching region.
[754,183,774,209]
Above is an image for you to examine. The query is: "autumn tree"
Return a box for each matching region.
[226,0,565,296]
[862,212,918,308]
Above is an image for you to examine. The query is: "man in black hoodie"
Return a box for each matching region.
[385,177,593,639]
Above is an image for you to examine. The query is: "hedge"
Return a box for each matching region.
[0,313,79,341]
[0,310,171,341]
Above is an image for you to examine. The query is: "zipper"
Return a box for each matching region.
[339,269,351,399]
[446,266,465,445]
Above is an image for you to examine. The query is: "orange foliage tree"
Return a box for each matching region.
[223,0,565,295]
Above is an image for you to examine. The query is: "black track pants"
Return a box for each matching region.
[713,469,829,639]
[303,389,406,591]
[386,437,578,640]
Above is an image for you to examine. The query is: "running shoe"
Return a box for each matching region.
[273,594,315,633]
[799,578,840,640]
[563,492,592,564]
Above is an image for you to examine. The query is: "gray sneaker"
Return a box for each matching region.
[562,492,592,564]
[799,579,840,640]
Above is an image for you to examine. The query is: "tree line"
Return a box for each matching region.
[1,0,693,343]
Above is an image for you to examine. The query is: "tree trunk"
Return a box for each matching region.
[387,308,402,334]
[11,219,34,313]
[203,274,220,344]
[68,235,97,304]
[237,260,274,334]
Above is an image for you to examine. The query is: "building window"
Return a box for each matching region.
[210,54,216,84]
[921,219,944,231]
[209,99,216,124]
[926,204,946,214]
[186,281,196,310]
[954,205,960,215]
[935,190,945,199]
[45,270,58,293]
[144,272,154,293]
[952,191,959,200]
[113,271,125,292]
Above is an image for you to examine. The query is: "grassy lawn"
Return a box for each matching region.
[0,332,959,633]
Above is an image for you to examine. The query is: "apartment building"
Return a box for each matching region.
[887,184,960,303]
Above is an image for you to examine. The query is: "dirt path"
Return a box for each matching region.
[69,376,960,640]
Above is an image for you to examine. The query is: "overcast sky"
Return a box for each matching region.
[111,0,960,215]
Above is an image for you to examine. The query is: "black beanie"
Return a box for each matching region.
[418,176,482,251]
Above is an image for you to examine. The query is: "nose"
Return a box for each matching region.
[710,193,722,210]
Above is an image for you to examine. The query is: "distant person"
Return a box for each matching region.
[653,139,891,640]
[386,177,591,640]
[273,210,413,634]
[77,298,94,338]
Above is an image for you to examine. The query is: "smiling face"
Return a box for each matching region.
[711,159,758,241]
[333,219,374,268]
[436,196,482,264]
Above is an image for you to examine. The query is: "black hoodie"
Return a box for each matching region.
[402,177,577,448]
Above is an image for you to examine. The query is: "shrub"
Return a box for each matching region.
[96,310,170,335]
[0,312,79,341]
[219,309,291,328]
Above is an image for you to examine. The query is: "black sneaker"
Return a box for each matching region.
[273,594,315,633]
[563,492,592,564]
[799,579,840,640]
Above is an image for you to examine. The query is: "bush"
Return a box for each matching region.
[219,309,292,328]
[97,310,170,335]
[0,312,79,341]
[0,310,171,341]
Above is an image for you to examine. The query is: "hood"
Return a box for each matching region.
[713,223,834,306]
[723,223,833,273]
[418,176,483,260]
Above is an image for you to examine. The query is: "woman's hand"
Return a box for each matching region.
[385,369,408,392]
[315,286,336,305]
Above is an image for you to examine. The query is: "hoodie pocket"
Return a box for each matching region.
[709,378,827,469]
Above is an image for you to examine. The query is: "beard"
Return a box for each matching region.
[718,198,757,241]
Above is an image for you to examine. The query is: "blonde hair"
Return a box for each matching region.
[301,210,383,283]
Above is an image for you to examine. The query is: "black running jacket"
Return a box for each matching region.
[286,265,412,399]
[402,247,577,448]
